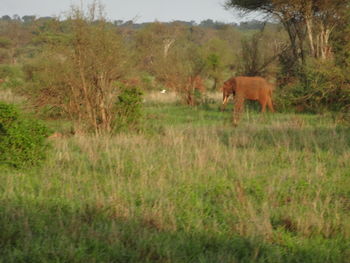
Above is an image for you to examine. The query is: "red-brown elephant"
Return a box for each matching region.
[221,76,274,124]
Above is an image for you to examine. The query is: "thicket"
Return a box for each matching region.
[21,5,134,134]
[0,102,50,168]
[0,64,23,90]
[276,61,350,113]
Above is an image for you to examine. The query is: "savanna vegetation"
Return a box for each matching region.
[0,1,349,262]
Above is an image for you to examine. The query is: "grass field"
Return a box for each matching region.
[1,94,350,262]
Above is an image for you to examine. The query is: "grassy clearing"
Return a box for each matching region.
[1,97,350,262]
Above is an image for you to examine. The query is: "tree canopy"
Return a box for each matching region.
[225,0,348,62]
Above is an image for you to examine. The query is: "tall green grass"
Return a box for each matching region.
[1,100,350,262]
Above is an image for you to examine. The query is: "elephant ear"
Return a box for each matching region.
[230,78,238,92]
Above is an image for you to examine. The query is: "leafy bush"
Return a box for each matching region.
[276,61,350,113]
[0,64,24,90]
[20,5,131,134]
[114,86,143,132]
[0,102,50,168]
[140,73,156,91]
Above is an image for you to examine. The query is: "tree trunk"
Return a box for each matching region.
[163,39,175,58]
[282,20,299,63]
[305,17,316,57]
[76,48,98,134]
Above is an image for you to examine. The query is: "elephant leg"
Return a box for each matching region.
[267,96,274,112]
[233,96,244,125]
[260,98,267,113]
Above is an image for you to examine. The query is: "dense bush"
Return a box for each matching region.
[275,61,350,113]
[114,86,143,132]
[0,102,50,168]
[0,64,24,90]
[20,5,131,134]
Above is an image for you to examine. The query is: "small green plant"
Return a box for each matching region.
[0,64,24,90]
[0,102,50,168]
[114,86,143,132]
[141,73,156,91]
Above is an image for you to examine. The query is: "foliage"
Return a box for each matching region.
[332,8,350,70]
[140,73,156,91]
[0,102,50,168]
[114,85,143,132]
[204,37,235,90]
[0,37,11,49]
[134,22,239,102]
[134,22,180,74]
[0,18,34,64]
[225,0,348,84]
[276,60,350,113]
[22,4,130,134]
[239,25,287,77]
[0,64,24,90]
[154,36,207,106]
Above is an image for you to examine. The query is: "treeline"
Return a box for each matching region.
[114,18,268,31]
[0,14,268,30]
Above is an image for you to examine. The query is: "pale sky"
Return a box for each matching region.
[2,0,259,23]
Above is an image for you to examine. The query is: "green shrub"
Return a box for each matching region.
[0,37,12,49]
[0,64,24,90]
[114,86,143,132]
[140,73,156,91]
[0,102,50,168]
[276,60,350,113]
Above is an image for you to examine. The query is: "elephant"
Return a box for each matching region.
[221,76,274,124]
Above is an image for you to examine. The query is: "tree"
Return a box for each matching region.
[204,37,235,90]
[25,3,130,134]
[135,22,208,105]
[302,0,346,60]
[239,25,288,77]
[1,15,11,21]
[22,16,36,24]
[154,37,206,106]
[332,8,350,69]
[134,22,182,73]
[0,18,32,64]
[225,0,347,63]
